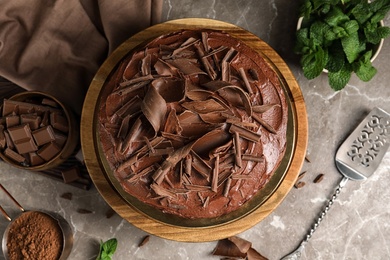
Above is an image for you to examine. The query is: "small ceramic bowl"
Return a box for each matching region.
[2,210,73,260]
[0,91,79,171]
[296,17,384,73]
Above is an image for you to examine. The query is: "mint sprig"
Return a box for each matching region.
[296,0,390,90]
[96,238,118,260]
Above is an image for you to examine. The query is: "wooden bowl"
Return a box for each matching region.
[81,18,308,242]
[0,91,79,171]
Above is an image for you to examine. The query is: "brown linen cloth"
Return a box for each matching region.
[0,0,163,116]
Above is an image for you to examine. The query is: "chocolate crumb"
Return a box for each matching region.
[305,155,311,163]
[294,181,305,189]
[297,171,306,181]
[76,208,93,214]
[138,235,150,247]
[60,192,72,200]
[313,173,325,183]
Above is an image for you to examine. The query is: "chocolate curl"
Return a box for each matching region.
[211,154,219,192]
[141,54,152,76]
[118,74,154,88]
[194,42,217,80]
[141,85,167,137]
[154,59,179,76]
[233,132,242,168]
[119,116,142,154]
[252,113,277,134]
[202,81,252,117]
[181,99,227,114]
[171,37,200,58]
[238,67,253,94]
[229,124,261,143]
[166,59,207,76]
[111,95,142,122]
[221,47,237,82]
[152,142,194,185]
[191,150,212,180]
[223,177,232,197]
[117,114,131,139]
[164,108,183,135]
[150,183,176,198]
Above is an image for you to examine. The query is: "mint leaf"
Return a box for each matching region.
[341,31,365,63]
[351,2,373,24]
[343,20,359,35]
[365,23,390,44]
[97,238,118,260]
[301,46,328,79]
[326,41,345,72]
[328,64,352,90]
[310,21,331,46]
[324,6,349,27]
[353,51,377,82]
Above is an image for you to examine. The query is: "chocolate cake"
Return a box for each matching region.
[97,29,288,219]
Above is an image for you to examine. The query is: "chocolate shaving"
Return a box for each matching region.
[150,183,177,198]
[314,173,324,183]
[194,42,217,80]
[138,235,150,247]
[252,113,277,134]
[141,85,167,136]
[233,132,242,168]
[212,236,268,260]
[229,124,261,143]
[119,74,154,88]
[223,177,232,197]
[77,208,93,214]
[141,54,152,76]
[191,150,212,180]
[202,196,210,208]
[119,116,142,153]
[242,154,264,162]
[181,99,227,114]
[211,154,220,192]
[238,67,253,94]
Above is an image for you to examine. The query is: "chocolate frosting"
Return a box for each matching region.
[98,30,288,219]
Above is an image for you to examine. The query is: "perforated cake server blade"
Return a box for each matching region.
[281,107,390,260]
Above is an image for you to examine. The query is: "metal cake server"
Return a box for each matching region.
[281,107,390,260]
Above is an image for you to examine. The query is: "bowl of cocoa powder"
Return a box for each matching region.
[2,210,73,260]
[0,91,79,171]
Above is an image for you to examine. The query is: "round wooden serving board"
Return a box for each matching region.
[81,18,308,242]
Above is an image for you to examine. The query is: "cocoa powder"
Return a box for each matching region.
[6,211,63,260]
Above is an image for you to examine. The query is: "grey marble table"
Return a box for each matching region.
[0,0,389,259]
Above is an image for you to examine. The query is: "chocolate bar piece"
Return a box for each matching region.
[32,125,55,146]
[28,152,45,166]
[4,147,26,163]
[50,112,69,133]
[7,124,38,154]
[0,125,6,148]
[5,115,20,128]
[37,142,61,161]
[61,166,80,183]
[20,114,41,130]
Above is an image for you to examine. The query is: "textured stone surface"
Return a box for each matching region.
[0,0,389,259]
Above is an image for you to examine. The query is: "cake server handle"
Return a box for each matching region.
[280,177,349,260]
